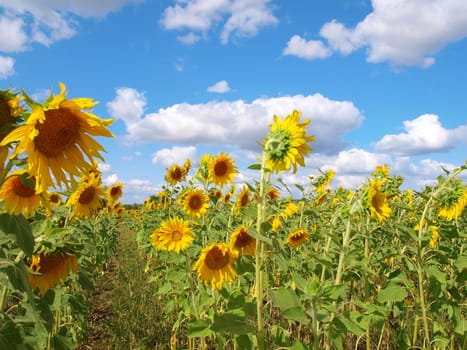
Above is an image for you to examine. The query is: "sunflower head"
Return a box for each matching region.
[193,242,239,290]
[28,253,79,296]
[287,229,310,249]
[229,226,256,256]
[313,169,335,194]
[437,178,467,221]
[264,110,314,173]
[165,164,187,186]
[364,179,392,223]
[151,217,194,253]
[208,152,238,187]
[66,176,105,219]
[48,192,62,206]
[1,83,114,192]
[183,188,209,218]
[108,183,124,202]
[0,170,42,216]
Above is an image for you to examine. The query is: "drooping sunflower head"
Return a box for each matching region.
[1,82,115,192]
[66,177,105,219]
[0,170,42,217]
[165,164,187,186]
[28,253,79,296]
[437,178,467,221]
[184,158,192,174]
[229,226,256,256]
[287,229,310,249]
[364,179,391,223]
[235,185,251,210]
[183,187,209,218]
[193,242,239,290]
[267,187,280,201]
[108,183,124,202]
[196,154,211,184]
[313,169,336,194]
[208,152,238,187]
[151,217,194,253]
[264,110,314,173]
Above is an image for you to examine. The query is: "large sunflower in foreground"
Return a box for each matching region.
[183,188,209,218]
[229,226,256,256]
[0,82,114,192]
[264,110,314,173]
[151,217,194,253]
[28,253,79,296]
[287,229,310,249]
[193,243,239,290]
[0,170,42,216]
[66,177,104,219]
[366,179,391,223]
[209,152,238,187]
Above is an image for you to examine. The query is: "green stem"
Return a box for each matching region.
[255,151,269,350]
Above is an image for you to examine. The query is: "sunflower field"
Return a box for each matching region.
[0,85,466,350]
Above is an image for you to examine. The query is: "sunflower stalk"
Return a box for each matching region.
[254,150,270,350]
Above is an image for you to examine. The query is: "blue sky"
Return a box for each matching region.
[1,0,467,204]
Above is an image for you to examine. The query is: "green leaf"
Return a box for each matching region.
[0,213,34,257]
[425,264,446,286]
[211,309,255,335]
[377,282,408,303]
[332,315,365,337]
[270,287,309,324]
[455,254,467,272]
[288,339,307,350]
[248,164,261,170]
[188,319,213,337]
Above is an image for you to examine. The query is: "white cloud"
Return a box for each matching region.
[283,35,331,60]
[103,173,119,186]
[98,163,113,173]
[106,87,146,126]
[0,15,28,52]
[0,0,139,50]
[160,0,278,44]
[332,148,392,174]
[316,0,467,68]
[152,145,197,167]
[110,91,364,154]
[374,114,467,156]
[0,55,15,79]
[207,80,231,93]
[121,178,161,204]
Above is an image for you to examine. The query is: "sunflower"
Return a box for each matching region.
[264,110,314,173]
[196,154,211,184]
[193,243,239,290]
[66,177,104,219]
[0,82,114,193]
[0,170,42,216]
[183,188,209,218]
[48,192,62,206]
[267,187,280,201]
[151,217,194,253]
[366,179,391,223]
[437,179,467,221]
[280,201,300,221]
[287,229,310,249]
[165,164,187,186]
[428,225,440,248]
[108,183,124,202]
[0,90,23,174]
[235,186,250,211]
[28,253,79,296]
[209,152,238,187]
[313,169,335,194]
[229,226,256,256]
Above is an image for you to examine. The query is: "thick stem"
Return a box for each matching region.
[254,151,269,350]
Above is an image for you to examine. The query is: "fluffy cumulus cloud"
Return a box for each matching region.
[152,145,197,167]
[160,0,278,44]
[374,114,467,156]
[0,0,139,78]
[107,90,364,154]
[285,0,467,68]
[283,35,331,60]
[207,80,231,93]
[106,87,147,126]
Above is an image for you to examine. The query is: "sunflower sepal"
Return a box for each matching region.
[20,89,42,112]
